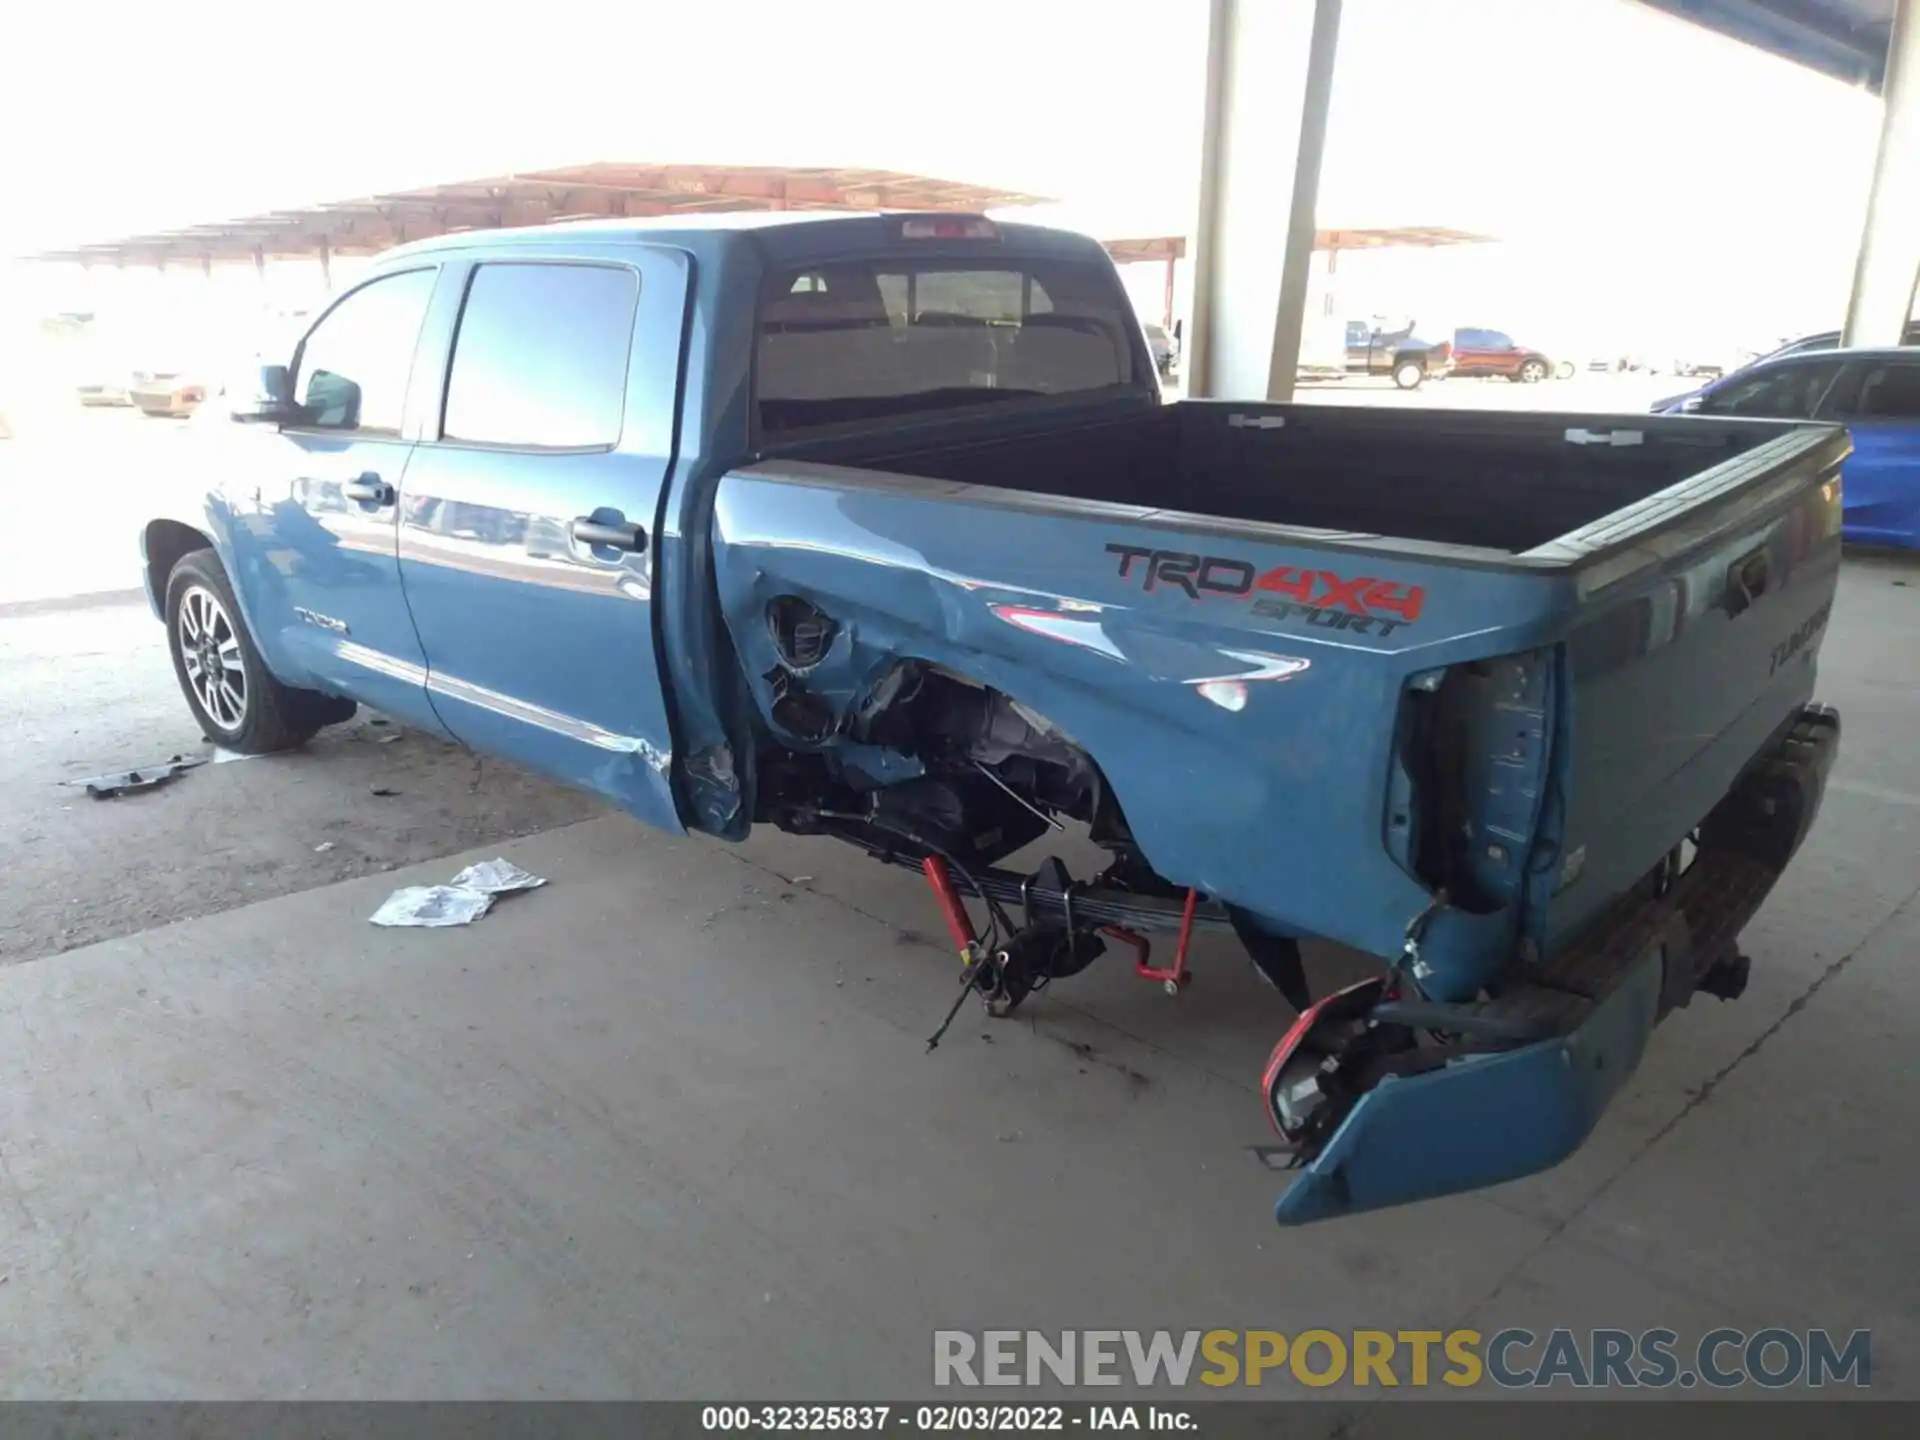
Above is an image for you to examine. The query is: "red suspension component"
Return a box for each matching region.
[921,856,978,962]
[1131,887,1199,994]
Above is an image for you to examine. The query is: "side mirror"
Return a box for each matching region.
[229,363,297,424]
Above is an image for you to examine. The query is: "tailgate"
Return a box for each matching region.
[1530,427,1848,953]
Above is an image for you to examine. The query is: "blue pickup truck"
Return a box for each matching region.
[144,212,1845,1224]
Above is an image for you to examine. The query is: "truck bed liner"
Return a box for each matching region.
[813,400,1826,560]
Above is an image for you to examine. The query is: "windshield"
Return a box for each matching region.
[755,257,1141,437]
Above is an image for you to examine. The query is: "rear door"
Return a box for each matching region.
[1818,355,1920,546]
[396,250,690,831]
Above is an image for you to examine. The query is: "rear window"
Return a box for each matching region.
[755,258,1140,437]
[441,262,637,449]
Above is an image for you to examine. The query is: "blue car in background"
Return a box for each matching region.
[1654,346,1920,548]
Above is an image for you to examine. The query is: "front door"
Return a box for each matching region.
[395,251,688,831]
[226,265,446,729]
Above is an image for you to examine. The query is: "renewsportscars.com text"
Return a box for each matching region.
[933,1328,1871,1390]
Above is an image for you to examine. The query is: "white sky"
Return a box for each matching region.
[0,0,1889,359]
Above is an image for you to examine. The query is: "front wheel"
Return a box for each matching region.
[1518,359,1548,383]
[165,548,354,753]
[1391,358,1425,390]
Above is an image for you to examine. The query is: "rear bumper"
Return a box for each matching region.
[1273,703,1840,1225]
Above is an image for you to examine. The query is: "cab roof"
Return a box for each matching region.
[375,211,1114,270]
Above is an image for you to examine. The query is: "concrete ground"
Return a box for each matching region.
[0,410,1916,1402]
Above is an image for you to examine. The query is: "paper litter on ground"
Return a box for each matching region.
[370,858,547,926]
[369,885,495,928]
[449,858,548,894]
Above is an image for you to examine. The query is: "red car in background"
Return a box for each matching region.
[1449,327,1557,383]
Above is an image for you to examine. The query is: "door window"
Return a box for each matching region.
[1826,360,1920,420]
[294,268,438,434]
[440,263,639,449]
[1698,359,1843,419]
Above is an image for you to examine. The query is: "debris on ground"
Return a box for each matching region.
[370,857,548,927]
[370,886,495,928]
[66,754,206,799]
[314,841,337,853]
[210,747,258,764]
[448,858,547,894]
[374,731,403,744]
[370,786,399,798]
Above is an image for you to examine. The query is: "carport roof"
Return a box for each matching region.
[27,162,1052,267]
[1101,227,1497,264]
[1637,0,1896,87]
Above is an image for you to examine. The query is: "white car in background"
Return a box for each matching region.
[128,367,208,418]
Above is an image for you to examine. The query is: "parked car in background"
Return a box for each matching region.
[1655,346,1920,548]
[1344,318,1451,389]
[1751,322,1920,368]
[1654,321,1920,413]
[1142,321,1177,377]
[1447,327,1555,383]
[129,369,207,418]
[77,378,132,406]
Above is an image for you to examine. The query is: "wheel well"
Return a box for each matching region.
[143,520,212,612]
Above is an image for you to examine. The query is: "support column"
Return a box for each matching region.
[1845,0,1920,346]
[1185,0,1342,399]
[316,236,333,293]
[1162,254,1177,330]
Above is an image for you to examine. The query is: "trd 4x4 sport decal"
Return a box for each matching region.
[1105,543,1426,637]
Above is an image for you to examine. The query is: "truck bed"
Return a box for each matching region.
[715,400,1846,1008]
[815,400,1812,559]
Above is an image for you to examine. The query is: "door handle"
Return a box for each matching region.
[570,517,648,552]
[343,473,394,505]
[1728,546,1771,616]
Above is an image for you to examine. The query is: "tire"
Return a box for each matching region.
[1555,360,1576,380]
[164,548,354,753]
[1391,358,1425,390]
[1519,358,1548,384]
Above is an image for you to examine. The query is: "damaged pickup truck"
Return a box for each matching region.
[142,212,1845,1223]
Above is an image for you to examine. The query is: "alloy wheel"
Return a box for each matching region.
[178,585,248,731]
